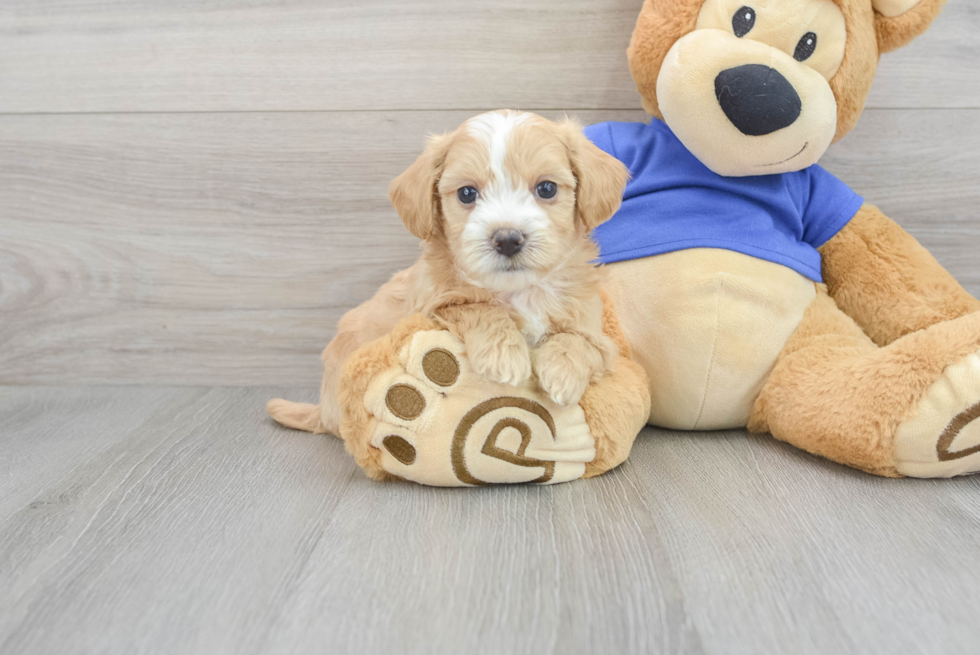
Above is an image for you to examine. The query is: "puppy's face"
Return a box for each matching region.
[390,111,629,293]
[439,112,579,292]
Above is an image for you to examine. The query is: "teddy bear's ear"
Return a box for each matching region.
[873,0,945,54]
[389,133,452,241]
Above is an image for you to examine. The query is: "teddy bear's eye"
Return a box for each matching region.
[732,6,756,38]
[794,32,818,61]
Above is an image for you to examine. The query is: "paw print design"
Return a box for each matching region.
[894,350,980,478]
[360,330,597,486]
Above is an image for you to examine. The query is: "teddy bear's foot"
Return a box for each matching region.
[893,349,980,478]
[356,329,597,486]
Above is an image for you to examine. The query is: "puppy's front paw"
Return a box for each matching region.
[532,335,602,406]
[468,333,533,387]
[534,356,589,407]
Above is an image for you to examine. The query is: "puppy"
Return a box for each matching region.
[268,110,630,435]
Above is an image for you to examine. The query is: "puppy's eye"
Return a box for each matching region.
[794,32,818,62]
[535,181,558,199]
[732,6,756,38]
[457,186,478,204]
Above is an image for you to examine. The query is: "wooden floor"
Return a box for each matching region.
[3,1,980,653]
[1,385,979,655]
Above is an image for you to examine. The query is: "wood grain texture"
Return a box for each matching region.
[1,386,979,655]
[2,108,978,386]
[0,0,976,114]
[2,3,978,653]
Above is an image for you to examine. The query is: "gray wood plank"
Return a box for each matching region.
[865,0,980,110]
[0,385,354,655]
[2,109,978,386]
[0,386,192,519]
[629,430,980,655]
[1,386,979,654]
[0,0,975,114]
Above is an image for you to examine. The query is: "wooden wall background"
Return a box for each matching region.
[1,0,978,386]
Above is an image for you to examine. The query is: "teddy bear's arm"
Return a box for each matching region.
[818,203,980,346]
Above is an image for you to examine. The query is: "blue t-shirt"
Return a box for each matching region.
[584,120,864,282]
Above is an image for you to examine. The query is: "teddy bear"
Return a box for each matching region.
[587,0,980,478]
[275,0,978,484]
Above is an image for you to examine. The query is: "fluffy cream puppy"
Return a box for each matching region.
[269,110,630,435]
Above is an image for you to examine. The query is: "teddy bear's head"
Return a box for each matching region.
[628,0,944,176]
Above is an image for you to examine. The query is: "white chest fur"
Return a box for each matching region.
[499,282,564,347]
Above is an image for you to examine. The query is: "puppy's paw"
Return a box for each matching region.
[467,332,533,387]
[533,349,590,407]
[532,334,608,406]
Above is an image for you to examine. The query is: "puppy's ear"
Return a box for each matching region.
[389,133,452,240]
[873,0,945,54]
[560,120,630,231]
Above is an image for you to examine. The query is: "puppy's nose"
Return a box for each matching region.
[492,228,525,257]
[714,64,802,136]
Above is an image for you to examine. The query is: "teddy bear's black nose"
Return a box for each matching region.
[715,64,802,136]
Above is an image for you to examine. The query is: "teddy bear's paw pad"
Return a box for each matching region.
[894,350,980,478]
[361,330,596,487]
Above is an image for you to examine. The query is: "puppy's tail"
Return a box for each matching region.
[266,398,324,433]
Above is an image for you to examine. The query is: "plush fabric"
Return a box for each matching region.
[335,296,651,486]
[656,1,846,176]
[894,352,980,477]
[874,0,945,53]
[600,0,980,478]
[749,290,980,478]
[819,204,980,346]
[603,249,816,429]
[585,119,864,280]
[627,0,704,121]
[627,0,945,143]
[581,297,652,477]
